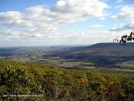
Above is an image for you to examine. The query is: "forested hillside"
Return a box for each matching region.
[50,43,134,68]
[51,43,134,58]
[0,60,134,101]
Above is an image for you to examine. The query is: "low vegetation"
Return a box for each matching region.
[0,60,134,101]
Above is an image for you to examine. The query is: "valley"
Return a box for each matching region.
[1,43,134,70]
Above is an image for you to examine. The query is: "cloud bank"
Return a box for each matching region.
[2,0,134,46]
[0,0,110,46]
[110,4,134,31]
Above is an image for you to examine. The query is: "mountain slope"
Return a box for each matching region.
[54,42,134,57]
[51,43,134,67]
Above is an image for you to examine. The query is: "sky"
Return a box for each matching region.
[0,0,134,47]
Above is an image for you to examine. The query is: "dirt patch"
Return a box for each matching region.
[60,62,81,67]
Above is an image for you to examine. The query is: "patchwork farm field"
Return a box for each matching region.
[1,43,134,71]
[116,61,134,69]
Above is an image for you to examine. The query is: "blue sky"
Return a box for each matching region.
[0,0,134,47]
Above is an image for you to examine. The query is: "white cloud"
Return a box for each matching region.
[0,30,20,35]
[25,5,45,15]
[0,0,110,46]
[110,4,134,31]
[31,34,44,38]
[2,20,33,27]
[111,4,134,21]
[51,0,109,18]
[0,0,109,28]
[89,25,103,29]
[0,28,128,46]
[109,22,134,31]
[0,11,22,21]
[99,17,105,20]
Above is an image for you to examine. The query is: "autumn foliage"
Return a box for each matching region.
[0,60,134,101]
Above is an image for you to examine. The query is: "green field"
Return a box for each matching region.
[116,61,134,69]
[82,61,94,65]
[66,59,79,62]
[35,58,61,66]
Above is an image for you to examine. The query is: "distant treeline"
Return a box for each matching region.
[0,60,134,101]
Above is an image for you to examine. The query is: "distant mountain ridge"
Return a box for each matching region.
[51,42,134,68]
[69,42,134,53]
[86,42,134,48]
